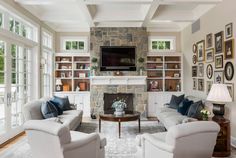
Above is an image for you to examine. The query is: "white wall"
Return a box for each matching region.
[181,0,236,137]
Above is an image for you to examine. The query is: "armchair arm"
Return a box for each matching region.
[142,134,174,153]
[63,133,100,152]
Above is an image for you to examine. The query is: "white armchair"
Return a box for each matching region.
[24,120,106,158]
[136,121,220,158]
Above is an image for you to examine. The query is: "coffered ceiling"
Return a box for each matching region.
[15,0,222,32]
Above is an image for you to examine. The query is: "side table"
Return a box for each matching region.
[211,118,231,157]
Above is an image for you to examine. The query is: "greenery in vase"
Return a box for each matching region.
[112,99,127,110]
[200,109,211,120]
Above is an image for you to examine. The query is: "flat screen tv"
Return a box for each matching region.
[100,46,136,71]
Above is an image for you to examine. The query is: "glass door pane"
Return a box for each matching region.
[0,41,6,134]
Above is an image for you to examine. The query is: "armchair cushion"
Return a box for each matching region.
[41,101,58,119]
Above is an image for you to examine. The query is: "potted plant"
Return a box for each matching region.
[112,99,127,116]
[91,57,98,76]
[138,57,145,75]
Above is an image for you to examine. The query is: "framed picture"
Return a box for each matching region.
[197,40,205,62]
[206,64,213,79]
[192,55,197,64]
[192,66,198,77]
[214,71,224,84]
[206,81,213,95]
[192,43,197,54]
[198,79,204,91]
[198,63,204,77]
[215,55,223,69]
[226,83,234,101]
[193,78,197,90]
[224,62,234,81]
[205,48,214,62]
[225,23,233,39]
[206,33,213,48]
[215,31,224,54]
[224,39,234,59]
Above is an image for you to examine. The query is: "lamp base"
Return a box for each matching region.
[212,103,225,121]
[56,85,61,92]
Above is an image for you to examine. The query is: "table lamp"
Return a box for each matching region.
[207,84,232,121]
[56,79,62,91]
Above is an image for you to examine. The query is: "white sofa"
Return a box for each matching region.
[156,96,201,130]
[23,97,83,130]
[136,121,220,158]
[24,120,106,158]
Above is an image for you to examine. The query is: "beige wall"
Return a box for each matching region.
[181,0,236,137]
[148,32,182,52]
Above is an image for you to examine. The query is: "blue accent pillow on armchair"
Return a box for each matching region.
[50,96,72,111]
[41,101,58,119]
[177,99,193,115]
[168,94,185,109]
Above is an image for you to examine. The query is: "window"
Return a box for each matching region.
[149,36,176,52]
[0,13,3,27]
[61,37,88,52]
[42,31,52,49]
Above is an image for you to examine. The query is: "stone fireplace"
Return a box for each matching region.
[104,93,133,114]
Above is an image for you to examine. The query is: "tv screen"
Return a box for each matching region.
[100,46,136,71]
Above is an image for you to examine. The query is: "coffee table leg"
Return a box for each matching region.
[138,118,141,133]
[118,120,121,138]
[99,118,101,133]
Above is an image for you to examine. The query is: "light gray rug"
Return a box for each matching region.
[0,121,165,158]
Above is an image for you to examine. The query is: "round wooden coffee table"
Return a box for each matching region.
[99,112,141,138]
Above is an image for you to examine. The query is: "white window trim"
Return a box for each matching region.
[42,29,53,50]
[148,36,176,53]
[60,36,88,53]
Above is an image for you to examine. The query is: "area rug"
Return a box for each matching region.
[0,120,165,158]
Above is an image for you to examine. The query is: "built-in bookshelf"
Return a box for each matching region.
[147,53,183,92]
[55,53,90,92]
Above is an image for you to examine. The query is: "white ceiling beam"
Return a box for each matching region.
[94,20,144,23]
[142,0,160,27]
[76,0,95,27]
[83,0,152,5]
[161,0,222,5]
[14,0,71,5]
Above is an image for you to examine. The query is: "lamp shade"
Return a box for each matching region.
[55,79,62,85]
[207,84,232,103]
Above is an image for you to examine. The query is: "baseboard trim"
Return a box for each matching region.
[231,136,236,148]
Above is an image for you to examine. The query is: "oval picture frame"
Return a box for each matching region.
[192,55,197,64]
[224,62,234,81]
[206,64,213,79]
[192,44,197,54]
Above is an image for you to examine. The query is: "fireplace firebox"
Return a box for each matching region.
[104,93,133,114]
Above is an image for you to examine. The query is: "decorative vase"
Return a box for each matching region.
[114,108,125,116]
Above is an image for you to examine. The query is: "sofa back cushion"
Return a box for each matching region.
[41,101,59,119]
[187,101,204,119]
[169,94,185,109]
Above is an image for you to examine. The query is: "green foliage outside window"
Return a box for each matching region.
[152,40,171,50]
[9,18,14,32]
[72,41,78,49]
[66,41,71,50]
[0,13,2,27]
[65,41,85,50]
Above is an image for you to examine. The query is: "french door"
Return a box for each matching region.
[0,39,32,144]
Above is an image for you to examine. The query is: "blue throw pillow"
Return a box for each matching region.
[177,99,193,115]
[50,96,72,111]
[187,101,204,119]
[168,94,185,109]
[49,100,63,115]
[41,101,58,119]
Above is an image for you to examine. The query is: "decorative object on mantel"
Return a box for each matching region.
[112,99,127,116]
[206,64,213,79]
[91,57,98,76]
[55,79,62,91]
[192,55,197,64]
[214,71,224,84]
[207,84,232,121]
[215,55,223,69]
[224,62,234,81]
[224,39,234,59]
[215,31,224,54]
[197,40,205,62]
[225,23,233,39]
[138,57,145,76]
[113,71,123,76]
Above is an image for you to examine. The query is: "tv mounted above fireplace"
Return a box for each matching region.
[100,46,136,71]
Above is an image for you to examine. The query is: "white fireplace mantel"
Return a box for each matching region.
[90,76,147,85]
